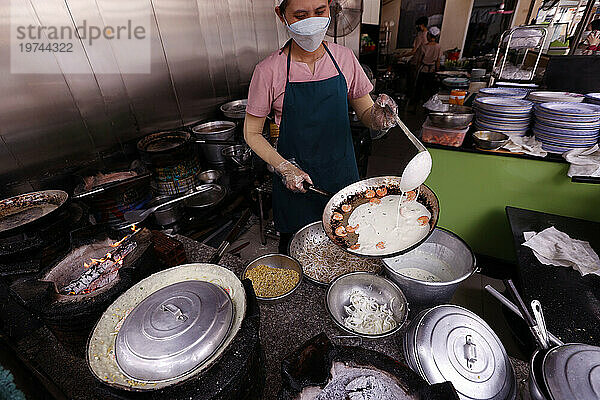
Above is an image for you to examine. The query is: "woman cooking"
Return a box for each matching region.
[244,0,399,253]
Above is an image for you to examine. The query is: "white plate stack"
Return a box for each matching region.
[476,88,529,99]
[527,91,585,105]
[473,97,534,137]
[584,93,600,106]
[533,102,600,154]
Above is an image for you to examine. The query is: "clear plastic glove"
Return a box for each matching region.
[370,93,398,131]
[274,159,313,193]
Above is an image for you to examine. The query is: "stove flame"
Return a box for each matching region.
[60,227,141,296]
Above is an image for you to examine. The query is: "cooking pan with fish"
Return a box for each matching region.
[0,190,69,237]
[321,176,439,259]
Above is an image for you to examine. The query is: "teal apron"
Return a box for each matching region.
[273,41,360,234]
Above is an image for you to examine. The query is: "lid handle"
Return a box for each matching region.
[464,335,477,369]
[161,303,187,321]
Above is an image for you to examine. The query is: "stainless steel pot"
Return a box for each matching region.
[403,305,517,400]
[192,121,236,166]
[382,227,476,310]
[146,195,183,226]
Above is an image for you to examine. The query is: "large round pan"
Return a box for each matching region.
[0,190,69,236]
[322,177,439,258]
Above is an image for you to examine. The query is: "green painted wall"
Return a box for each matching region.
[425,148,600,262]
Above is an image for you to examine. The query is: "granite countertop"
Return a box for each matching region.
[507,206,600,346]
[176,235,531,400]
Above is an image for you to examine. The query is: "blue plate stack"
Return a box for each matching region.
[473,97,534,136]
[477,88,529,99]
[533,102,600,153]
[584,93,600,106]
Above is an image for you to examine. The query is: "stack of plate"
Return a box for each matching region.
[477,88,528,99]
[584,93,600,106]
[533,102,600,153]
[527,91,585,105]
[473,97,534,136]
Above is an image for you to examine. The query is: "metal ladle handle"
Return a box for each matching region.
[385,105,428,153]
[485,285,563,346]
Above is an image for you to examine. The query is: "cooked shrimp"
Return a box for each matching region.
[376,187,387,197]
[335,226,347,237]
[350,244,360,250]
[333,212,343,221]
[341,204,352,213]
[417,216,430,226]
[369,198,381,205]
[376,241,386,249]
[365,189,376,198]
[346,224,359,233]
[405,191,417,201]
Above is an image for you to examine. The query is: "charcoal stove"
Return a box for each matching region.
[10,227,158,356]
[0,203,83,276]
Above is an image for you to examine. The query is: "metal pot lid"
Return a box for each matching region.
[412,305,516,400]
[115,280,233,382]
[184,184,226,209]
[192,121,236,135]
[542,343,600,400]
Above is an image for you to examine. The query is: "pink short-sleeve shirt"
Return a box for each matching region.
[246,42,373,126]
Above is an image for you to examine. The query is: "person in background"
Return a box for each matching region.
[244,0,399,254]
[414,27,442,106]
[407,16,429,110]
[583,19,600,55]
[409,16,429,60]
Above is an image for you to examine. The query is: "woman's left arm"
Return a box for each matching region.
[349,93,398,131]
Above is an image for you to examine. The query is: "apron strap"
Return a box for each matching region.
[322,42,343,76]
[286,41,342,83]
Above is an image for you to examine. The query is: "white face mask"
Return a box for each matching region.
[285,16,330,52]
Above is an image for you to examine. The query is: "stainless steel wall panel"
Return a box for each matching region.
[228,0,260,90]
[61,0,139,147]
[0,0,95,178]
[1,0,342,184]
[151,0,216,124]
[95,0,182,134]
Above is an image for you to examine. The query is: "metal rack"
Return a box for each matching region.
[490,26,548,86]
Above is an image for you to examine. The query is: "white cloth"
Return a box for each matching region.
[502,135,547,157]
[563,144,600,178]
[522,227,600,277]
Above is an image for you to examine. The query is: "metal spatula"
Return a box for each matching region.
[124,186,212,224]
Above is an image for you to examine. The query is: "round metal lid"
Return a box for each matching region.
[543,343,600,400]
[115,281,233,382]
[412,305,516,400]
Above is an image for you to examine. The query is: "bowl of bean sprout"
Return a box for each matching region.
[326,272,408,338]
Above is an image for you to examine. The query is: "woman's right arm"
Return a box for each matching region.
[244,113,311,192]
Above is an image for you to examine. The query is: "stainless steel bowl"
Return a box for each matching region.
[428,110,474,129]
[221,145,252,171]
[220,99,247,119]
[382,227,476,311]
[326,272,408,338]
[242,254,303,302]
[198,169,222,184]
[472,130,510,150]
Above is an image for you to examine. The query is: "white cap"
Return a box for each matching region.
[428,26,441,36]
[276,0,284,5]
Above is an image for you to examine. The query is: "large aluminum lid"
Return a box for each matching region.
[411,305,516,400]
[543,343,600,400]
[115,280,233,382]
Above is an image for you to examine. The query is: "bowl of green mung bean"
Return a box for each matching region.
[243,254,303,302]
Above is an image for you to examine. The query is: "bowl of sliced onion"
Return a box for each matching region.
[326,272,408,338]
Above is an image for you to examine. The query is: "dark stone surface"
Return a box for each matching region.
[177,235,530,400]
[507,206,600,346]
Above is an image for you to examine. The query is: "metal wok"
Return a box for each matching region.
[0,190,69,236]
[322,176,439,259]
